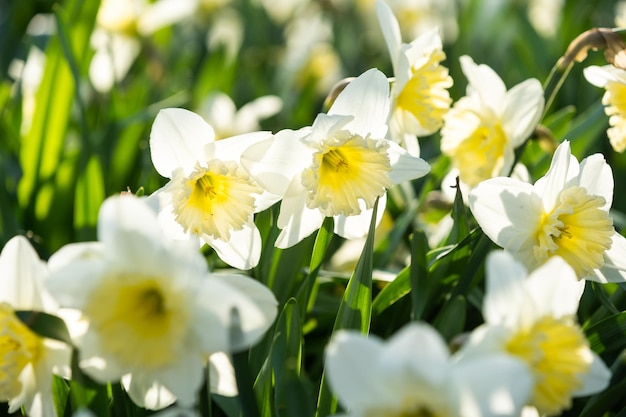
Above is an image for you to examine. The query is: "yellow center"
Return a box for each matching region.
[603,81,626,152]
[506,316,592,416]
[301,131,393,217]
[395,50,452,135]
[0,303,43,401]
[533,186,614,279]
[172,161,262,241]
[448,119,507,187]
[85,274,191,369]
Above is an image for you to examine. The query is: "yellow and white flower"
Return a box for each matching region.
[325,322,532,417]
[148,108,280,269]
[0,236,71,417]
[46,194,277,410]
[376,0,453,155]
[583,64,626,153]
[459,251,611,416]
[441,55,544,188]
[241,68,430,248]
[469,140,626,282]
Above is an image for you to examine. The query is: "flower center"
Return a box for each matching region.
[301,131,392,217]
[506,316,592,415]
[0,302,43,401]
[533,186,614,279]
[447,117,507,187]
[395,49,452,135]
[171,160,262,241]
[85,274,191,369]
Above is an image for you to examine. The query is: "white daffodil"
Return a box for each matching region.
[440,55,544,188]
[376,0,453,155]
[148,107,280,270]
[241,68,430,248]
[45,194,277,410]
[459,251,611,416]
[0,236,71,417]
[584,64,626,153]
[196,92,282,140]
[469,140,626,282]
[325,322,532,417]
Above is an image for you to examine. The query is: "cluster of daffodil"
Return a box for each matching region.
[3,1,626,417]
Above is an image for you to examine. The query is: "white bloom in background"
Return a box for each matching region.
[584,64,626,153]
[196,92,282,140]
[376,0,453,155]
[149,107,280,270]
[469,140,626,282]
[460,251,611,416]
[242,69,430,248]
[441,55,544,188]
[0,236,71,417]
[325,322,532,417]
[46,195,277,410]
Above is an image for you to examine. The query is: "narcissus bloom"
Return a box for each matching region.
[0,236,71,417]
[469,140,626,282]
[459,251,611,415]
[441,55,544,187]
[376,0,453,154]
[149,107,280,270]
[241,68,430,248]
[325,322,532,417]
[584,64,626,152]
[46,195,277,410]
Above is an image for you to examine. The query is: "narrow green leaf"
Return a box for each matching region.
[432,295,466,342]
[316,199,378,417]
[585,312,626,360]
[16,310,73,346]
[371,266,410,316]
[74,155,105,241]
[230,308,261,417]
[409,230,430,321]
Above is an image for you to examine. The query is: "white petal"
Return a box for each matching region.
[387,140,431,184]
[333,195,386,240]
[575,153,613,211]
[525,256,584,318]
[468,177,541,256]
[501,78,544,146]
[534,140,577,212]
[460,55,506,106]
[205,221,262,270]
[452,354,532,417]
[328,68,390,138]
[209,274,277,349]
[208,352,237,396]
[123,375,177,410]
[572,352,611,397]
[153,355,206,408]
[137,0,197,35]
[150,108,215,178]
[483,251,529,326]
[324,331,394,412]
[235,95,283,131]
[213,130,273,159]
[583,65,626,88]
[89,32,140,93]
[375,0,402,71]
[0,235,49,310]
[275,180,325,248]
[241,128,311,196]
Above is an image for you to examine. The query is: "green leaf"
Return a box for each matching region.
[74,155,105,241]
[315,199,378,417]
[371,266,410,316]
[585,311,626,360]
[432,295,466,342]
[409,230,430,321]
[16,310,73,346]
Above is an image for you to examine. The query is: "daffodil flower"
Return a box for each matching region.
[459,251,611,415]
[584,64,626,153]
[324,322,532,417]
[241,68,430,248]
[440,55,544,187]
[46,194,277,410]
[148,107,280,270]
[469,140,626,282]
[376,0,453,155]
[0,236,71,417]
